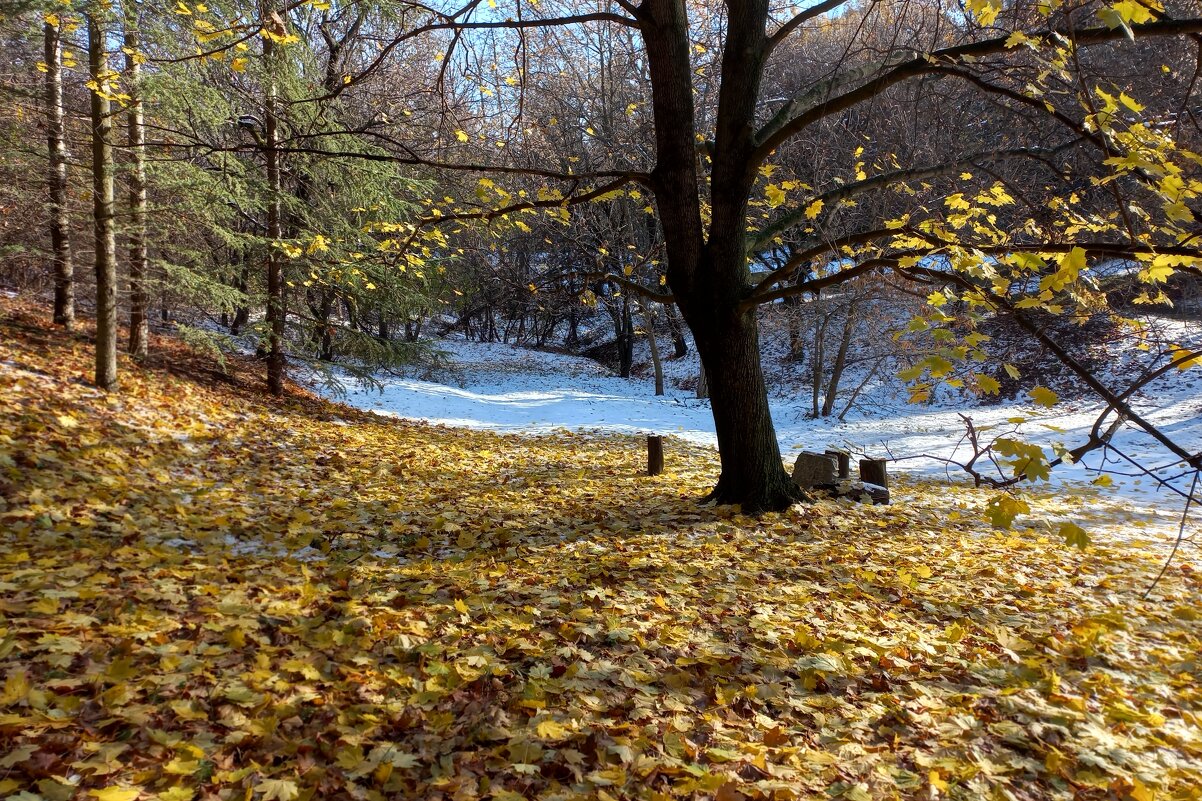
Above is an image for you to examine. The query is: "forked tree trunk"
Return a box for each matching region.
[88,14,117,391]
[643,0,799,512]
[45,21,74,328]
[124,14,148,359]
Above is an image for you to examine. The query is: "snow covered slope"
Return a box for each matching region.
[324,334,1202,544]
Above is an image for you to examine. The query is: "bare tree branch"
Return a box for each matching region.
[765,0,852,55]
[752,17,1202,166]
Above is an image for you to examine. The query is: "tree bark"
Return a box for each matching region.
[88,14,117,391]
[124,13,148,359]
[45,21,74,329]
[263,5,286,395]
[231,264,250,333]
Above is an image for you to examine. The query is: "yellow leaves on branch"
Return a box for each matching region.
[966,0,1003,26]
[1,302,1200,801]
[764,183,787,208]
[1038,246,1085,293]
[1098,0,1159,30]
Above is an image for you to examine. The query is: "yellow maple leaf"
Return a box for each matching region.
[1029,386,1058,407]
[91,789,142,801]
[764,184,786,208]
[535,718,572,740]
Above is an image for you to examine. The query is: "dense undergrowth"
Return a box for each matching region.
[1,300,1199,801]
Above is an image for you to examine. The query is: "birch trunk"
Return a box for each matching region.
[46,21,74,328]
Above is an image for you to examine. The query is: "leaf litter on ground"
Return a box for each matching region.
[0,300,1199,801]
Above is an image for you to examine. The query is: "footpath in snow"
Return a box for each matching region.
[323,337,1202,544]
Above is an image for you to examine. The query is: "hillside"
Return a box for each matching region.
[2,299,1201,801]
[320,316,1202,544]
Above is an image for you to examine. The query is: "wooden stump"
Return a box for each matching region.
[859,458,888,488]
[647,435,664,476]
[792,451,836,488]
[825,449,851,479]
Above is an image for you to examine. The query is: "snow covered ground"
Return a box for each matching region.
[320,335,1202,545]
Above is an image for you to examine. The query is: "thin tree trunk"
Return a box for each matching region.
[666,302,687,357]
[46,21,73,328]
[839,356,883,421]
[811,302,828,418]
[639,298,664,395]
[231,264,250,333]
[696,366,709,399]
[263,7,285,395]
[784,296,804,361]
[821,302,857,417]
[124,14,148,359]
[566,307,580,349]
[88,14,117,390]
[317,289,334,361]
[617,297,634,378]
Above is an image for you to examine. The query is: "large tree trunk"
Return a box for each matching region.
[45,21,74,329]
[263,9,285,395]
[643,0,798,512]
[124,13,149,359]
[88,14,117,391]
[690,303,800,512]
